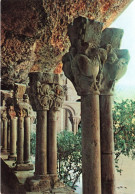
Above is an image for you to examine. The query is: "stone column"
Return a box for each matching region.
[17,116,24,164]
[26,72,65,192]
[7,105,17,160]
[47,110,57,175]
[65,110,69,130]
[99,28,130,194]
[47,84,65,177]
[35,110,48,175]
[72,117,80,134]
[8,117,17,160]
[24,116,31,164]
[1,119,3,149]
[81,94,101,194]
[100,95,115,194]
[27,72,54,191]
[1,109,8,153]
[7,119,10,151]
[15,94,34,170]
[62,17,106,194]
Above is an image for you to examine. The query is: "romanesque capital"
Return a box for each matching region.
[15,94,34,117]
[28,72,65,111]
[6,97,16,119]
[99,28,130,95]
[1,107,7,121]
[14,83,26,103]
[62,16,107,96]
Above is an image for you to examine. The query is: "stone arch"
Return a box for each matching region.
[62,104,81,134]
[62,104,76,118]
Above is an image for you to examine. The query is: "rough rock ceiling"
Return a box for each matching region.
[1,0,133,89]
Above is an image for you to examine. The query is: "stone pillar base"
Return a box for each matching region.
[8,154,17,160]
[51,186,75,194]
[15,163,34,171]
[25,175,74,193]
[25,175,51,192]
[1,149,8,154]
[49,174,65,189]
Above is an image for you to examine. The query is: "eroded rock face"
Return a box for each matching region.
[1,0,132,89]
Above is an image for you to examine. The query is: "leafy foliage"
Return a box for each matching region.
[113,99,135,173]
[57,129,82,189]
[30,132,36,155]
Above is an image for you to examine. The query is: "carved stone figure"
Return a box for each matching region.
[15,94,33,117]
[53,84,65,110]
[28,72,65,111]
[100,28,130,95]
[62,16,107,96]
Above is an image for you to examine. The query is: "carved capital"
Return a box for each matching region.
[7,105,16,119]
[14,83,26,103]
[62,17,105,96]
[1,107,7,120]
[99,28,130,95]
[6,97,16,119]
[15,94,34,117]
[63,19,130,96]
[52,84,65,111]
[28,72,65,111]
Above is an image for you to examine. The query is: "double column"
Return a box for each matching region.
[27,72,65,191]
[15,94,34,170]
[62,17,130,194]
[62,17,103,194]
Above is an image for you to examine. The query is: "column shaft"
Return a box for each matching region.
[1,120,3,148]
[65,110,69,130]
[100,95,115,194]
[17,117,24,164]
[24,116,31,163]
[35,110,47,176]
[2,119,8,152]
[9,117,17,158]
[47,110,57,174]
[7,120,10,151]
[81,94,101,194]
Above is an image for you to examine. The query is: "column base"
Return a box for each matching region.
[1,149,8,154]
[49,174,65,189]
[15,163,34,171]
[25,174,75,193]
[8,154,17,160]
[25,175,51,192]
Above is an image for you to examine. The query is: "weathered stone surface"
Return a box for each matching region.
[1,0,133,88]
[15,163,34,171]
[100,95,116,194]
[100,28,130,95]
[25,175,74,193]
[1,90,13,106]
[15,94,33,117]
[28,73,65,111]
[62,16,102,194]
[8,117,17,160]
[25,176,51,192]
[14,83,26,102]
[62,17,107,96]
